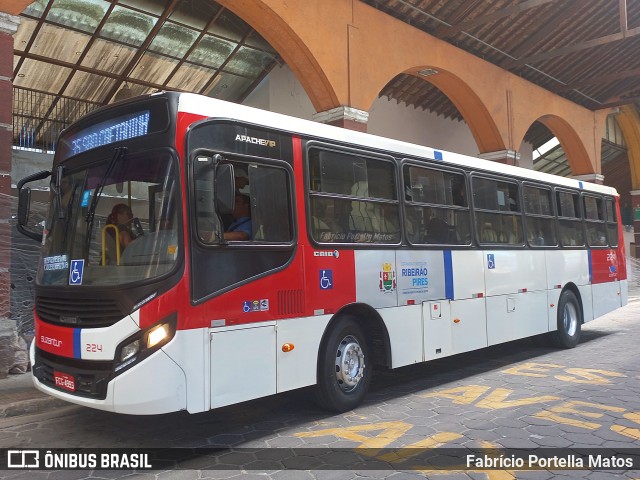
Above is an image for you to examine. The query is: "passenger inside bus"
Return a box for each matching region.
[106,203,137,250]
[224,192,252,241]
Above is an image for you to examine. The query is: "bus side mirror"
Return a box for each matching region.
[214,163,235,215]
[18,187,31,226]
[17,169,51,242]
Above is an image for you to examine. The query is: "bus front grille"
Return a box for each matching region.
[36,295,124,327]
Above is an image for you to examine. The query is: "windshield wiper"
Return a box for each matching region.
[53,165,65,220]
[85,147,127,253]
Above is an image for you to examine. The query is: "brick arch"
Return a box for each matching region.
[216,0,340,113]
[531,115,595,176]
[616,106,640,190]
[403,68,506,154]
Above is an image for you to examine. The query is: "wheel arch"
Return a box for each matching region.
[562,282,585,324]
[319,302,392,371]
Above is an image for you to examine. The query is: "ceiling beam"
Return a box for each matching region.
[554,68,640,93]
[14,51,168,90]
[498,1,579,68]
[432,0,485,37]
[504,26,640,69]
[13,0,55,77]
[435,0,558,38]
[619,0,628,32]
[597,95,640,109]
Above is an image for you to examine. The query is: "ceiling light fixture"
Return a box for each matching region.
[418,68,439,77]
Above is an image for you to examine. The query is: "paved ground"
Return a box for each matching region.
[1,283,639,479]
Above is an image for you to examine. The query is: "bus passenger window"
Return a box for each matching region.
[402,165,470,245]
[308,148,400,244]
[584,195,606,247]
[605,197,618,247]
[523,185,557,247]
[556,190,585,247]
[472,177,522,245]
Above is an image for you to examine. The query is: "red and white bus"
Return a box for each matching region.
[17,92,627,414]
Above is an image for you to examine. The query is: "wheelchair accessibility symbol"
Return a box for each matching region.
[320,269,333,290]
[487,254,495,270]
[69,259,84,285]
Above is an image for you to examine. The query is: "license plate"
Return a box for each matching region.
[53,370,75,392]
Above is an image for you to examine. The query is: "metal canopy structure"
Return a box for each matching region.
[365,0,640,115]
[12,0,636,174]
[12,0,278,150]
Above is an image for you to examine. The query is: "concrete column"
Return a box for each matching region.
[630,190,640,258]
[0,12,23,377]
[312,106,369,133]
[573,173,605,185]
[478,149,520,166]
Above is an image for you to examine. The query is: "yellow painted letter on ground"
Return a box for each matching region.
[421,385,490,404]
[475,388,560,410]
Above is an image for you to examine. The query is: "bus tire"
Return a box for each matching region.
[548,290,582,349]
[315,316,371,412]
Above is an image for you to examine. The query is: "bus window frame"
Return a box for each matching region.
[470,173,525,248]
[582,192,608,248]
[605,196,619,247]
[554,187,586,248]
[400,159,473,248]
[189,148,297,250]
[522,181,559,248]
[304,141,402,248]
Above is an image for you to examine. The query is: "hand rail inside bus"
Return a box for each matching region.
[101,224,121,266]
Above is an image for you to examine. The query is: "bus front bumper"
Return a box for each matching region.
[30,341,187,415]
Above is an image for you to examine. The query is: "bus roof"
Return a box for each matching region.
[177,93,617,197]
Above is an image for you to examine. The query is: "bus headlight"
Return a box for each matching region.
[115,313,177,375]
[120,339,140,362]
[147,323,170,348]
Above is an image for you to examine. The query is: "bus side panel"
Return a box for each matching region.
[355,250,398,308]
[161,328,209,414]
[591,282,622,320]
[451,251,485,300]
[486,291,548,346]
[544,250,590,290]
[396,250,448,304]
[276,315,331,393]
[483,250,547,345]
[379,305,423,368]
[210,324,276,409]
[484,250,547,296]
[545,249,590,330]
[422,298,488,361]
[578,284,595,322]
[590,248,623,320]
[621,279,628,306]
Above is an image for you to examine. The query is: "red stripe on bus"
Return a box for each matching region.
[35,316,76,358]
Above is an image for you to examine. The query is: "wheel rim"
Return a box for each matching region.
[335,335,365,392]
[563,301,578,337]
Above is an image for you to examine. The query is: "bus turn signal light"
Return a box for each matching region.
[282,343,295,352]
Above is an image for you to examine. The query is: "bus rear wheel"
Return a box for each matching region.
[548,290,582,349]
[315,316,371,412]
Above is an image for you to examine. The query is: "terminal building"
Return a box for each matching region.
[0,0,639,376]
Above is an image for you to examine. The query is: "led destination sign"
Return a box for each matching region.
[69,110,150,156]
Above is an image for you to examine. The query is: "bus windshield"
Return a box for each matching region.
[37,149,180,287]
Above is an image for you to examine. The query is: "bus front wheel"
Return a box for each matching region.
[315,316,371,412]
[549,290,582,349]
